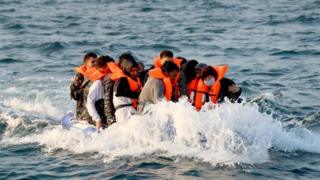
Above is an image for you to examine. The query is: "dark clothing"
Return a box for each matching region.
[114,77,140,99]
[139,69,149,86]
[103,75,116,122]
[75,79,106,126]
[70,72,108,126]
[70,73,92,120]
[140,66,188,99]
[219,78,242,102]
[178,70,188,97]
[70,73,85,101]
[113,77,141,120]
[203,77,242,103]
[103,74,141,122]
[91,99,107,126]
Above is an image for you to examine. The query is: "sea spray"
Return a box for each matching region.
[2,99,320,166]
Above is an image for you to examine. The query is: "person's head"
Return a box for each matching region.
[176,56,187,66]
[184,59,199,83]
[195,63,207,79]
[159,50,174,65]
[83,52,97,68]
[96,55,114,73]
[161,61,179,83]
[119,53,139,79]
[201,66,218,87]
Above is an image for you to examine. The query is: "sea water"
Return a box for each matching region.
[0,0,320,179]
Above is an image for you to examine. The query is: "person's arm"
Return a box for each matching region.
[70,84,82,101]
[70,73,84,101]
[151,79,165,104]
[219,78,242,102]
[178,71,188,97]
[115,77,140,99]
[86,80,103,128]
[103,76,116,124]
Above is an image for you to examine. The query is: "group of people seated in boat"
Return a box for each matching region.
[70,50,242,130]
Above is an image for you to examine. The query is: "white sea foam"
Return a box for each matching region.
[2,97,62,117]
[2,98,320,166]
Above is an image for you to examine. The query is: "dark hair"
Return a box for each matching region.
[161,61,179,74]
[160,50,174,59]
[176,56,187,66]
[96,55,114,68]
[184,59,199,83]
[83,52,97,63]
[138,62,145,69]
[118,53,139,76]
[201,66,217,80]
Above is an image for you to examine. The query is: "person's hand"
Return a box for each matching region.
[228,84,240,93]
[95,120,102,132]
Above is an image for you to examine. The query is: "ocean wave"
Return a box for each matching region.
[38,41,69,54]
[270,49,320,56]
[0,58,23,64]
[1,97,62,118]
[2,99,320,166]
[265,13,320,25]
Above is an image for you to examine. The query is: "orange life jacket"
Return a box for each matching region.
[194,65,228,111]
[153,56,182,68]
[110,69,142,109]
[187,78,200,97]
[86,62,118,81]
[74,64,88,75]
[153,56,181,99]
[107,61,121,73]
[148,68,173,101]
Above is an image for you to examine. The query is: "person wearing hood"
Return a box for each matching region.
[104,53,142,123]
[112,54,142,122]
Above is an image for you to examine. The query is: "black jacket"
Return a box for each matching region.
[114,77,140,99]
[218,78,242,103]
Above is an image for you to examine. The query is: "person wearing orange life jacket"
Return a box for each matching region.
[70,52,97,119]
[184,60,207,104]
[141,50,180,85]
[194,65,242,111]
[152,50,188,100]
[109,54,142,123]
[85,55,115,130]
[138,61,180,113]
[153,50,182,68]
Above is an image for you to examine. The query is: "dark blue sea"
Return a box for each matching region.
[1,0,320,179]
